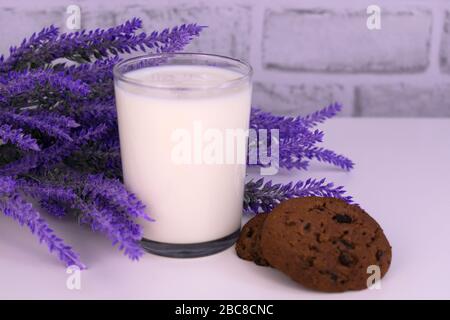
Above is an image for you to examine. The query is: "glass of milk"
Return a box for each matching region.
[113,53,253,257]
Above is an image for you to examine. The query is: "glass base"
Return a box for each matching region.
[140,228,240,258]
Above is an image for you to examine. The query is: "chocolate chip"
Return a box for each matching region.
[315,233,321,243]
[339,252,357,267]
[329,272,338,282]
[304,223,311,231]
[306,257,315,267]
[332,214,353,224]
[339,239,355,249]
[376,250,384,261]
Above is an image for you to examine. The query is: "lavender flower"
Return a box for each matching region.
[75,103,118,127]
[16,178,78,203]
[32,111,80,129]
[82,174,151,221]
[65,56,118,82]
[25,168,148,259]
[302,102,343,128]
[249,103,353,171]
[0,18,204,73]
[0,193,84,268]
[0,69,90,108]
[278,145,311,170]
[301,146,354,171]
[0,142,66,177]
[0,25,59,72]
[250,107,311,138]
[79,204,144,260]
[146,24,206,53]
[0,110,78,141]
[0,124,107,176]
[0,176,16,194]
[250,103,342,136]
[278,139,354,171]
[244,178,353,214]
[64,57,118,104]
[39,200,67,218]
[0,124,40,151]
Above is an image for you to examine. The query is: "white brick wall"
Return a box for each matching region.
[356,83,450,117]
[262,8,432,73]
[253,82,353,116]
[1,0,450,117]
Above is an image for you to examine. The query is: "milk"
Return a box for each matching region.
[115,65,252,244]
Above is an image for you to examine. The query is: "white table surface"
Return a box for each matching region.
[1,118,449,300]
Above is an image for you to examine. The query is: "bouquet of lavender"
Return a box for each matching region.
[0,18,353,269]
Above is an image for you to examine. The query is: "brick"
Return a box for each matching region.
[80,9,116,30]
[115,4,251,60]
[440,11,450,73]
[252,81,354,116]
[262,8,432,73]
[356,84,450,117]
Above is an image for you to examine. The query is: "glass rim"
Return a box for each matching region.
[113,52,253,91]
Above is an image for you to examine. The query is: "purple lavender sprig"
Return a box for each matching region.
[0,176,16,194]
[0,18,205,73]
[244,178,353,214]
[79,204,144,260]
[39,200,67,218]
[279,140,354,171]
[147,24,206,53]
[301,146,354,171]
[0,124,107,176]
[0,192,84,269]
[53,170,147,260]
[82,174,151,221]
[16,168,148,261]
[250,103,342,137]
[64,56,118,84]
[32,111,80,129]
[302,102,343,128]
[250,107,311,138]
[0,110,78,141]
[0,69,90,108]
[0,124,40,151]
[0,25,59,72]
[16,178,78,203]
[249,103,354,171]
[64,57,118,104]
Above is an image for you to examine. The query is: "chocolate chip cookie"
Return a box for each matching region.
[236,214,270,266]
[260,197,392,292]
